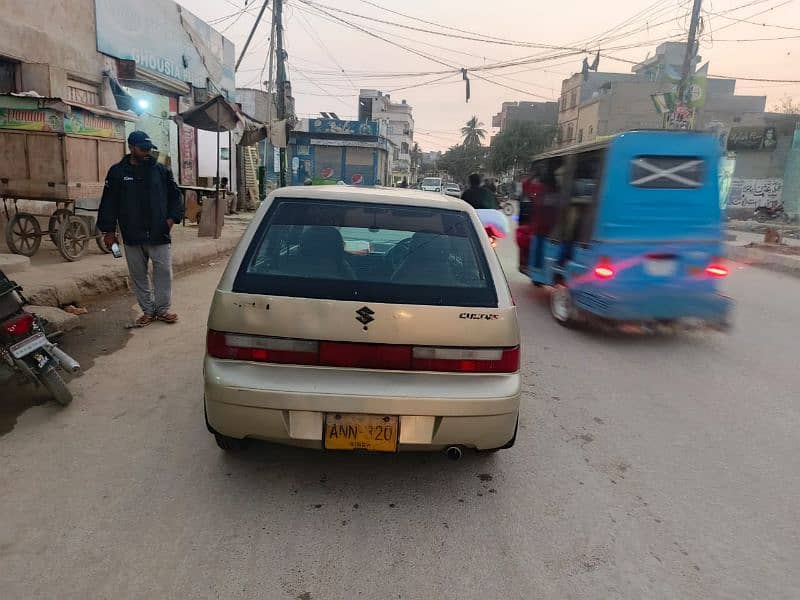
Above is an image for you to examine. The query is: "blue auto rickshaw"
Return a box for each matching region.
[519,130,732,330]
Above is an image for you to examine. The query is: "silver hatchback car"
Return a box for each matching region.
[204,186,521,455]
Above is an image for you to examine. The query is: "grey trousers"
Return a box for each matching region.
[124,244,173,316]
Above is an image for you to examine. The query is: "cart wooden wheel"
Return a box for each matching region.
[57,215,92,261]
[5,213,42,257]
[48,208,73,244]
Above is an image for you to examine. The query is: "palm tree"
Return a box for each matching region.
[461,116,487,147]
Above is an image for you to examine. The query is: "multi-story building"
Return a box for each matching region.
[491,101,558,133]
[358,89,414,184]
[557,42,766,146]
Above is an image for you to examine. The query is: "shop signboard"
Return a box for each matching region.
[309,119,378,137]
[95,0,235,94]
[727,127,778,151]
[0,108,63,132]
[64,108,126,139]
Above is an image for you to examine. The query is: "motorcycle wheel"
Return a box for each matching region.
[41,367,73,406]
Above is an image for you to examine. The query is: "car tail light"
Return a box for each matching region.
[208,331,519,373]
[3,313,34,337]
[320,341,412,370]
[412,346,520,373]
[207,331,318,364]
[705,262,728,278]
[594,258,615,279]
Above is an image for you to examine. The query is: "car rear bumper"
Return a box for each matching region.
[204,357,521,450]
[572,287,733,323]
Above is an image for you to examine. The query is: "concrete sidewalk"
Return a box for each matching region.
[4,215,252,308]
[726,227,800,277]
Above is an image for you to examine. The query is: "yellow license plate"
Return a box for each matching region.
[324,414,399,452]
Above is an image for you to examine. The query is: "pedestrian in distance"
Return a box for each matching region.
[460,173,497,209]
[97,131,184,328]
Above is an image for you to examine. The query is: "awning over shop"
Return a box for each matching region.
[174,94,271,146]
[65,100,138,122]
[174,94,240,132]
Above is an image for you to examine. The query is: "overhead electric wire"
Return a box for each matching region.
[293,8,358,91]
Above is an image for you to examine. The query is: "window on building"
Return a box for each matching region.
[570,90,577,109]
[0,57,19,94]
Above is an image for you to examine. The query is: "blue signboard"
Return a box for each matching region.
[308,119,379,137]
[95,0,235,94]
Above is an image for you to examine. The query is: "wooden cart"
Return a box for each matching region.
[0,97,129,261]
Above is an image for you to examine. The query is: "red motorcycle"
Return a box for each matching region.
[0,269,79,405]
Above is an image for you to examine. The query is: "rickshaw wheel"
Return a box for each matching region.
[57,215,91,262]
[550,283,578,327]
[48,209,73,244]
[5,213,42,257]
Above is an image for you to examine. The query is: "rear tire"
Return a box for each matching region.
[550,283,578,327]
[214,433,248,452]
[41,367,72,406]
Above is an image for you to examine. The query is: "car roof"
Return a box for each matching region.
[271,185,469,210]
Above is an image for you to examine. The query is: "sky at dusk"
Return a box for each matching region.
[180,0,800,150]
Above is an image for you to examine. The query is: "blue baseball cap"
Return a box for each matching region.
[127,130,157,150]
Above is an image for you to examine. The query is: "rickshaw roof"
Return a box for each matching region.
[532,130,716,162]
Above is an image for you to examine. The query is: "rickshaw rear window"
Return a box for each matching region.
[630,156,705,189]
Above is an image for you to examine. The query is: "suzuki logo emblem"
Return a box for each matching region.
[356,306,375,326]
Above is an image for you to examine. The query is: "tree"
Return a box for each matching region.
[772,95,800,114]
[461,116,487,147]
[438,144,487,185]
[410,142,423,181]
[488,122,556,175]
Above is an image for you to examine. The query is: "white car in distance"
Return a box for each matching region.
[420,177,444,193]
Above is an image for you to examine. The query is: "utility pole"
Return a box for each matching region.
[274,0,288,187]
[673,0,703,128]
[235,0,270,73]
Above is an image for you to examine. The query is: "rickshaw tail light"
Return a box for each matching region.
[705,264,728,278]
[594,265,615,279]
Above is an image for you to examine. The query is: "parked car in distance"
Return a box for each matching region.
[445,183,462,198]
[205,185,521,456]
[420,177,444,193]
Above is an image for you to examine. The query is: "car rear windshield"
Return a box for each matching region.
[234,199,498,307]
[630,155,705,189]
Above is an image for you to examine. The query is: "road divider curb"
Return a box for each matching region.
[726,243,800,277]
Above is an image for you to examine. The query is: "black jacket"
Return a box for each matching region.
[460,185,497,210]
[97,155,184,246]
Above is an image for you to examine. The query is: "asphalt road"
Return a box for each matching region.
[1,242,798,599]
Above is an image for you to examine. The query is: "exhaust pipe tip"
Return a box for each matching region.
[445,446,462,461]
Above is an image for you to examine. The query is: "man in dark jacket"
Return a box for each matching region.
[460,173,497,210]
[98,131,184,327]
